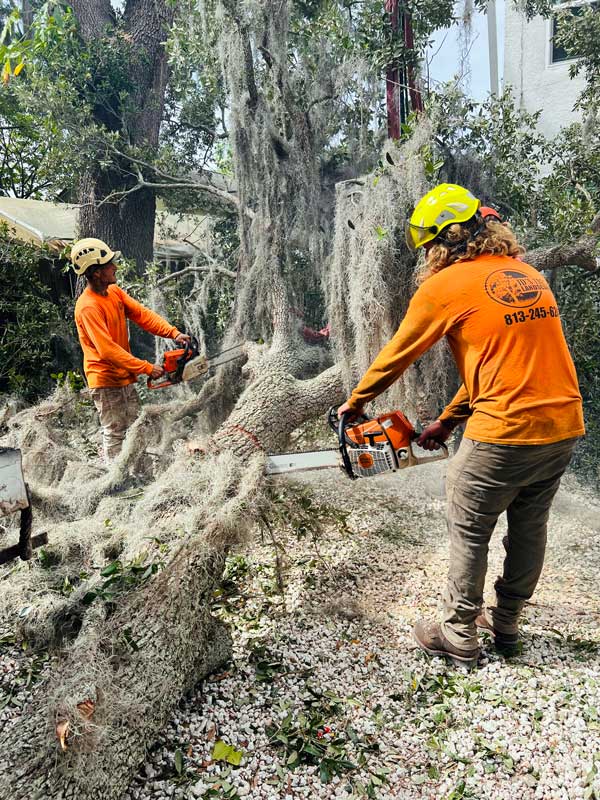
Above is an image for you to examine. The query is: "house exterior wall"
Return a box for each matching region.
[503,4,586,140]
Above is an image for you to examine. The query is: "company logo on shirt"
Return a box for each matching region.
[484,269,546,308]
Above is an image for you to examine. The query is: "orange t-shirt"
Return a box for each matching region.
[348,254,584,445]
[75,285,180,388]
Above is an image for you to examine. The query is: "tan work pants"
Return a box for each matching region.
[441,436,578,651]
[89,384,140,462]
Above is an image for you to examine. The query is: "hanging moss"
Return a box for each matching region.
[327,118,455,423]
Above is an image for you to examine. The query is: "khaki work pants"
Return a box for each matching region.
[441,436,578,651]
[89,384,140,462]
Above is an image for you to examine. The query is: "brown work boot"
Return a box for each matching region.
[476,613,520,655]
[413,621,479,669]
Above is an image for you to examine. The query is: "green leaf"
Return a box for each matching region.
[174,748,184,775]
[100,560,120,576]
[212,739,243,766]
[346,725,359,744]
[304,742,323,756]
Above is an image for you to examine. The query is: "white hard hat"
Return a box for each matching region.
[70,237,121,276]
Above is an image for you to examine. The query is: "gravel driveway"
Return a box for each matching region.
[123,461,600,800]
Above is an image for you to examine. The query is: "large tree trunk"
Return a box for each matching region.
[70,0,174,269]
[0,352,345,800]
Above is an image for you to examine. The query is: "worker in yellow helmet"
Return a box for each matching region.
[338,183,584,668]
[71,238,190,462]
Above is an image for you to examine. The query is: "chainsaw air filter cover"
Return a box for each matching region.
[344,412,415,478]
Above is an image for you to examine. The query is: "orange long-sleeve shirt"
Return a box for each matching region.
[74,285,181,388]
[348,254,584,445]
[440,383,472,425]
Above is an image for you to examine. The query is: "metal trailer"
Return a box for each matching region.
[0,447,47,565]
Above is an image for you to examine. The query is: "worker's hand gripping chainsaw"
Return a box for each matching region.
[265,407,448,479]
[148,337,245,390]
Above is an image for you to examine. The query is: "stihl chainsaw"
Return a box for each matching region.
[148,337,245,390]
[265,407,448,480]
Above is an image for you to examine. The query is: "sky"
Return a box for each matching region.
[426,0,506,101]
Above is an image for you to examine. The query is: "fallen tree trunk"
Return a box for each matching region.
[0,358,345,800]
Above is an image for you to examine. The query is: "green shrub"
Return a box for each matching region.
[556,267,600,486]
[0,229,77,402]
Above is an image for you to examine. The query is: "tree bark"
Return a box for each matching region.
[70,0,175,269]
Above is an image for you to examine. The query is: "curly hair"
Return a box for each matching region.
[417,219,525,284]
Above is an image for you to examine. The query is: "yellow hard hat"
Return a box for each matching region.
[405,184,480,251]
[70,237,121,276]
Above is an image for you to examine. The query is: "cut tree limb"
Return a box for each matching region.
[0,355,346,800]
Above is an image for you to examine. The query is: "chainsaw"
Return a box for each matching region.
[148,337,245,390]
[265,407,448,480]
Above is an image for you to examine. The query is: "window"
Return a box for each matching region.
[550,1,592,64]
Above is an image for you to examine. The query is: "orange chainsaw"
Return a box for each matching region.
[147,337,245,390]
[265,407,448,479]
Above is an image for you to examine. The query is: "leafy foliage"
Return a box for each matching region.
[537,120,600,243]
[81,551,165,608]
[428,84,547,226]
[555,268,600,485]
[266,687,357,784]
[0,227,75,401]
[0,4,79,198]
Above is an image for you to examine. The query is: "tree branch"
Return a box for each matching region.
[525,220,600,273]
[156,264,237,286]
[306,93,339,113]
[94,141,250,216]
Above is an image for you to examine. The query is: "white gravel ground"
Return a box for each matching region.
[119,461,600,800]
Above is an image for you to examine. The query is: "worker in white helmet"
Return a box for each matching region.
[71,237,189,461]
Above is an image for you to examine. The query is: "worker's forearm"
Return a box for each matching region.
[348,289,450,411]
[94,341,153,375]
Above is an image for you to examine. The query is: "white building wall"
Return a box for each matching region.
[503,4,586,140]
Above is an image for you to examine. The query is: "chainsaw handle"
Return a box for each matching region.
[147,374,171,390]
[408,436,449,465]
[338,411,359,480]
[326,406,370,480]
[411,429,450,454]
[327,406,370,435]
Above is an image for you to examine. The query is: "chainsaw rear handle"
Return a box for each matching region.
[147,374,171,390]
[410,426,450,456]
[409,433,449,464]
